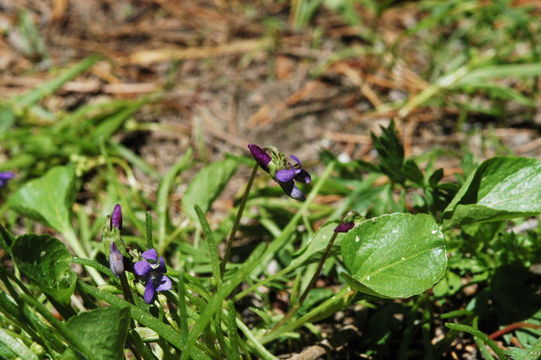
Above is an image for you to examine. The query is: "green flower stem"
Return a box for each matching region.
[220,163,258,277]
[298,230,339,306]
[64,227,105,286]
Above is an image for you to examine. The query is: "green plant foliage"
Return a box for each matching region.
[341,213,446,298]
[12,234,76,304]
[444,156,541,227]
[182,159,238,221]
[9,165,76,234]
[65,307,130,360]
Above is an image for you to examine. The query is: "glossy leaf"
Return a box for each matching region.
[9,166,76,234]
[182,159,237,221]
[65,307,130,360]
[443,157,541,227]
[12,234,76,304]
[341,213,446,298]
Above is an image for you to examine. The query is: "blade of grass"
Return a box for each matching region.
[180,243,267,360]
[157,149,193,252]
[194,205,222,287]
[14,55,101,108]
[445,323,507,360]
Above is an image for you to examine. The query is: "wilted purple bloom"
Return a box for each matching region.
[134,249,172,304]
[334,222,354,233]
[110,204,122,230]
[0,172,14,188]
[248,144,311,201]
[109,242,125,276]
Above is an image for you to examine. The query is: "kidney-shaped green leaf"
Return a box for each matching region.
[66,307,130,360]
[9,166,76,234]
[182,159,238,221]
[12,234,76,304]
[340,213,446,298]
[443,156,541,227]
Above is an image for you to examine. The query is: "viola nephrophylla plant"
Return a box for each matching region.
[248,144,311,200]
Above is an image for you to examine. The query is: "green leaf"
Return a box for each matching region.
[65,307,130,360]
[9,165,76,234]
[182,159,238,221]
[0,329,38,360]
[288,222,337,270]
[443,157,541,227]
[340,213,446,298]
[12,234,76,304]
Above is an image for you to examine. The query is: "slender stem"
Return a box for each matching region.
[220,164,258,277]
[270,231,340,332]
[298,231,339,306]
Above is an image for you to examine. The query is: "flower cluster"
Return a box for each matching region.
[134,249,172,304]
[248,144,311,201]
[0,172,14,188]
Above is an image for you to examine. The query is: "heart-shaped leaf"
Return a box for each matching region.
[65,307,130,360]
[182,159,238,221]
[443,156,541,227]
[9,166,76,234]
[341,213,446,298]
[12,234,76,304]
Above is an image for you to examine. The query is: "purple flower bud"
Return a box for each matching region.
[134,248,172,304]
[0,172,15,188]
[109,242,125,276]
[110,204,122,230]
[248,144,272,171]
[334,222,355,233]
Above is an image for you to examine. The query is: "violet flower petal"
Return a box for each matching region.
[248,144,271,171]
[290,155,301,167]
[110,204,122,230]
[142,248,158,262]
[134,260,151,276]
[144,280,156,304]
[156,275,172,292]
[275,169,296,182]
[0,172,14,187]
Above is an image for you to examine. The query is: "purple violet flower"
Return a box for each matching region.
[134,249,172,304]
[248,144,311,201]
[0,172,15,188]
[109,242,125,276]
[110,204,122,230]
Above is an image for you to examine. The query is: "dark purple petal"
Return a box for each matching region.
[156,275,172,292]
[278,181,305,201]
[142,248,158,262]
[157,256,167,273]
[144,280,156,304]
[248,144,271,170]
[109,242,124,276]
[334,222,355,233]
[110,204,122,230]
[275,169,296,182]
[294,169,311,184]
[134,260,151,276]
